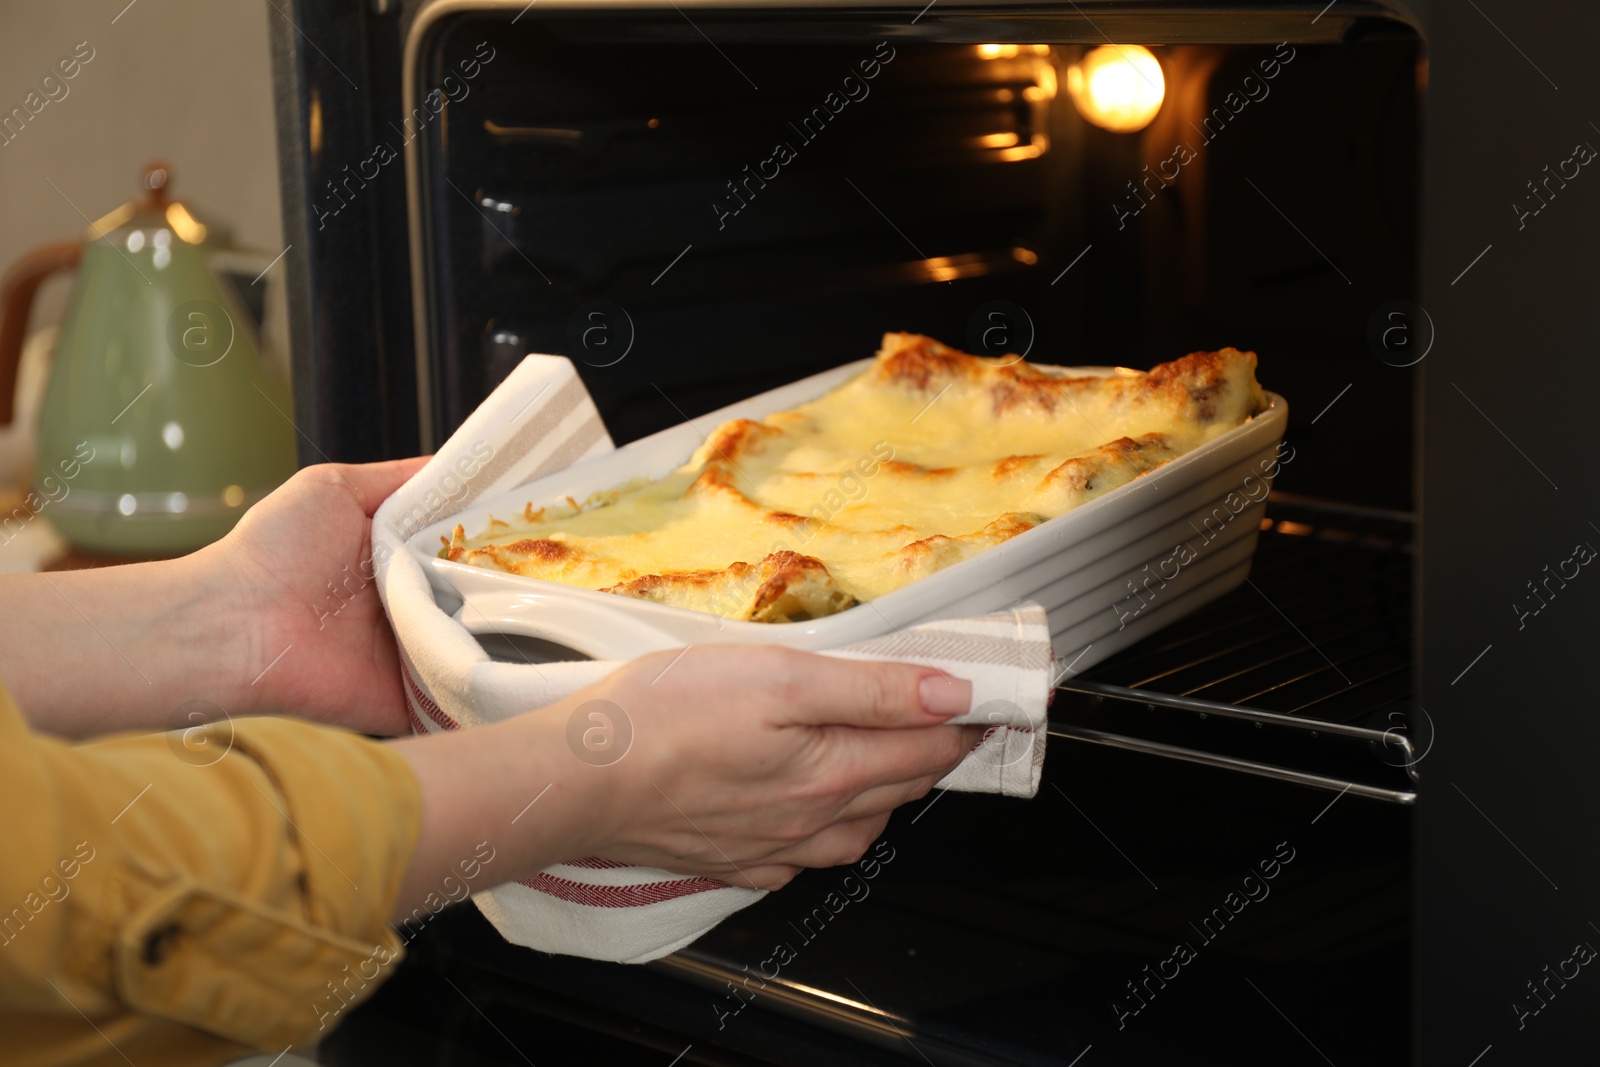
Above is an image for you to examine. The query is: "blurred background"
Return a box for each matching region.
[0,2,282,336]
[0,1,290,572]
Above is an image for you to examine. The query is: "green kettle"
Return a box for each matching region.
[0,162,296,556]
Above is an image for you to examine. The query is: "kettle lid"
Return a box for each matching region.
[85,161,225,247]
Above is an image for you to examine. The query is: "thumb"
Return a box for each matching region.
[771,653,972,729]
[327,456,434,516]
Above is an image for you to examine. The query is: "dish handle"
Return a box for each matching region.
[451,586,687,661]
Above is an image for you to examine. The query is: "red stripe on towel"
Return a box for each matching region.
[979,725,1036,742]
[405,703,430,735]
[402,665,459,731]
[563,857,629,870]
[515,871,731,908]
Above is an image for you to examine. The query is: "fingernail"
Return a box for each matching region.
[919,674,971,718]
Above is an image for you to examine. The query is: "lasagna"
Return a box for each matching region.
[443,333,1268,622]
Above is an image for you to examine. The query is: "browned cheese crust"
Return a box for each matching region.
[443,333,1267,622]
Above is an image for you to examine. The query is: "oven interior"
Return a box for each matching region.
[417,9,1420,801]
[328,7,1422,1063]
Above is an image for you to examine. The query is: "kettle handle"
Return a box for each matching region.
[0,239,81,427]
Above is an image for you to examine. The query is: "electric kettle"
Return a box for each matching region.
[0,162,296,555]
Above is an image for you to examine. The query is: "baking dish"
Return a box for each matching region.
[409,358,1288,670]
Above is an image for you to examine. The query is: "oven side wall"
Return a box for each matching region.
[1418,0,1600,1061]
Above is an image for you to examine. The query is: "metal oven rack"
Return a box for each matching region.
[1049,493,1419,803]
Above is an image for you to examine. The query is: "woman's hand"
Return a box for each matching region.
[0,458,426,739]
[390,645,984,913]
[579,646,981,889]
[3,452,986,902]
[200,458,428,735]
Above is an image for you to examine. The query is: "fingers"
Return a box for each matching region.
[828,722,984,820]
[319,456,433,516]
[834,770,948,823]
[762,649,973,729]
[826,721,987,794]
[765,814,891,870]
[717,815,884,889]
[732,864,802,891]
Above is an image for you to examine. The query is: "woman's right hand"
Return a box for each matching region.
[576,645,982,890]
[389,646,983,918]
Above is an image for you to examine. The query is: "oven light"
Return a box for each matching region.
[1066,44,1165,133]
[977,43,1053,59]
[923,254,962,282]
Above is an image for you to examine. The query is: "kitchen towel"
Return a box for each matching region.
[372,354,1053,963]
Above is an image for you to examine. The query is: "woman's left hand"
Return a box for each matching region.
[205,457,429,735]
[0,457,427,739]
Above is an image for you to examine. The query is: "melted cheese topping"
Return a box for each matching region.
[445,333,1267,622]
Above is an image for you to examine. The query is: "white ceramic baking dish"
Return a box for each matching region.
[410,359,1288,673]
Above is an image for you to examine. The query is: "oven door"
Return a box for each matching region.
[322,726,1410,1066]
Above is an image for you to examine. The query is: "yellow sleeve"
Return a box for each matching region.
[0,681,423,1062]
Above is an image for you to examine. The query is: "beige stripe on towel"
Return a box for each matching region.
[842,630,1055,671]
[457,374,594,507]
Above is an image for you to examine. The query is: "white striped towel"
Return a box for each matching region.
[372,354,1053,963]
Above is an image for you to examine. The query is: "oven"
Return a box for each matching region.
[269,2,1600,1063]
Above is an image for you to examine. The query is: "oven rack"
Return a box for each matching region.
[1048,492,1419,803]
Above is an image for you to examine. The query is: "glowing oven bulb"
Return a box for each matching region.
[1066,44,1165,133]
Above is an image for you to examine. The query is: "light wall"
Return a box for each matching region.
[0,0,283,339]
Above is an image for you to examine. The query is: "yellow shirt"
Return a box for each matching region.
[0,683,422,1064]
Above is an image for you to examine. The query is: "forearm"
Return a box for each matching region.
[0,551,259,738]
[386,703,604,921]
